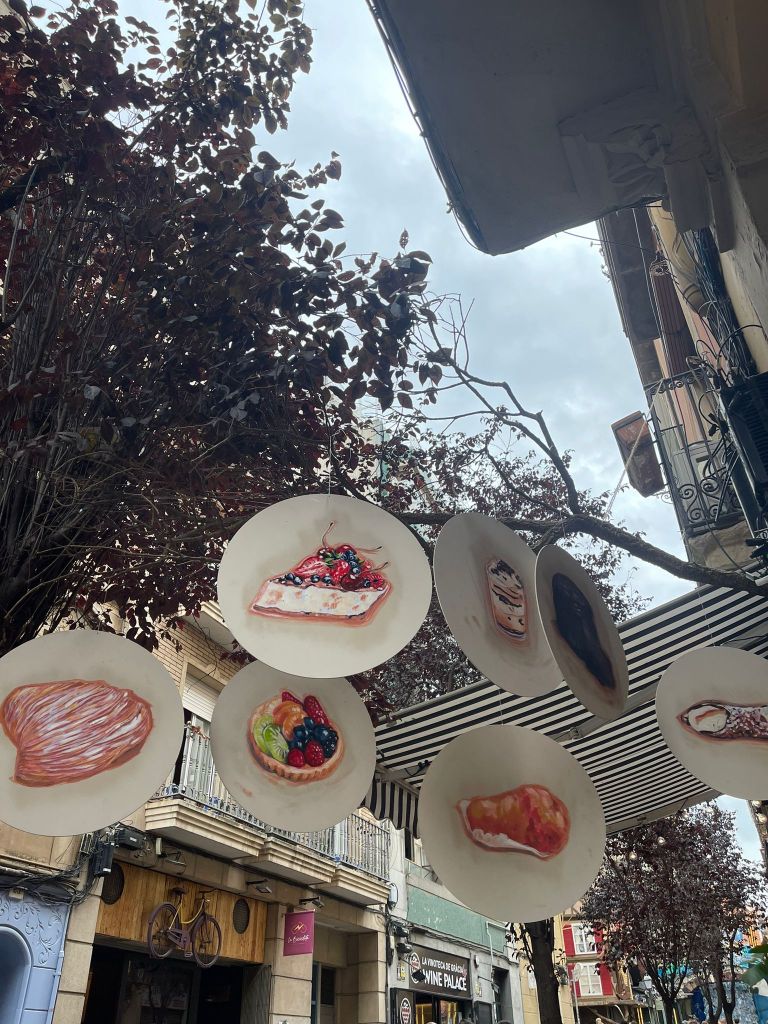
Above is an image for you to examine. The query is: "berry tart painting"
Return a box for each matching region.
[248,689,343,782]
[249,523,391,626]
[210,662,377,832]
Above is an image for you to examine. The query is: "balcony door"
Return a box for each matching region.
[177,670,219,800]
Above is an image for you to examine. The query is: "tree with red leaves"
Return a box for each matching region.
[581,805,766,1024]
[0,0,432,653]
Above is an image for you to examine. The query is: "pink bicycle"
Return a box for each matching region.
[147,886,222,968]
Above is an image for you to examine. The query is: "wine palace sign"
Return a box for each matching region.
[408,945,471,998]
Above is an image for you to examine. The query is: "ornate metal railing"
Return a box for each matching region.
[150,725,390,880]
[646,369,743,538]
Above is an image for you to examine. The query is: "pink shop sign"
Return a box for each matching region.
[283,910,315,956]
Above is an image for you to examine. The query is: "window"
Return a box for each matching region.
[573,962,603,997]
[404,828,415,862]
[572,923,596,955]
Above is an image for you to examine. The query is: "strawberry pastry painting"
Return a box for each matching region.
[418,724,606,922]
[457,783,570,859]
[249,523,391,626]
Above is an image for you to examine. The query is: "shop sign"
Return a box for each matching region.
[399,996,413,1024]
[283,910,315,956]
[408,944,470,997]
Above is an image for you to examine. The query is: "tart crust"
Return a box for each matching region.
[247,695,344,783]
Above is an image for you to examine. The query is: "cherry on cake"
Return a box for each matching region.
[249,523,391,625]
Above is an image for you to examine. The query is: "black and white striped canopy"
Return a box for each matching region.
[364,582,768,836]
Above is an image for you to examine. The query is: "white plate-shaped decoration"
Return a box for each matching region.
[0,631,183,836]
[656,647,768,800]
[210,663,376,832]
[434,513,560,697]
[217,493,433,677]
[535,545,628,720]
[418,724,606,921]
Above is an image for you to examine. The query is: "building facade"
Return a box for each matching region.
[387,824,575,1024]
[562,913,637,1024]
[368,1,768,575]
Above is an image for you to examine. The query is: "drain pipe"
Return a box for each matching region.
[486,922,497,1023]
[45,906,71,1024]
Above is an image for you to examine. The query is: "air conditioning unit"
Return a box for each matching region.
[720,371,768,532]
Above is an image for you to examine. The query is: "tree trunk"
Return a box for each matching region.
[702,977,722,1024]
[526,921,564,1024]
[660,994,677,1024]
[715,961,734,1024]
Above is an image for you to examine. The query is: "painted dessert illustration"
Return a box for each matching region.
[0,678,153,787]
[457,782,570,859]
[249,523,391,624]
[679,700,768,742]
[552,573,616,691]
[485,558,527,643]
[248,689,343,783]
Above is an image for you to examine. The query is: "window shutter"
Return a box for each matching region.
[563,925,575,957]
[182,673,218,722]
[599,963,614,996]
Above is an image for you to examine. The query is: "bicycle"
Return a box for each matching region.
[146,886,222,968]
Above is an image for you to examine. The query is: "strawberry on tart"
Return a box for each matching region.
[248,689,344,784]
[249,524,391,626]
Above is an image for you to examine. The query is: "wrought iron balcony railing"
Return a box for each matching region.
[150,724,390,881]
[646,369,744,538]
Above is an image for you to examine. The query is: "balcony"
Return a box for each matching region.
[146,725,390,900]
[646,369,744,538]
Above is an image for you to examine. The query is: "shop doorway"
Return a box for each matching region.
[0,927,32,1024]
[82,945,246,1024]
[414,995,461,1024]
[311,964,336,1024]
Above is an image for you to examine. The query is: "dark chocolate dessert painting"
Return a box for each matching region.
[551,573,616,691]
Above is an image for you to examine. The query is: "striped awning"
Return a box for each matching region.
[364,582,768,836]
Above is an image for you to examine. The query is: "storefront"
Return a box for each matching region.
[393,945,473,1024]
[80,861,267,1024]
[82,946,254,1024]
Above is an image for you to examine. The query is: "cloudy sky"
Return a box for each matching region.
[275,0,691,609]
[125,0,762,861]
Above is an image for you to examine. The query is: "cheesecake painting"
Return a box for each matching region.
[249,523,392,626]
